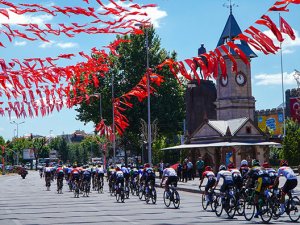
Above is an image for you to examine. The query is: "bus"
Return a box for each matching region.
[38,158,59,166]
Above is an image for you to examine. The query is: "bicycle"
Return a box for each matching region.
[145,182,157,204]
[163,182,180,209]
[115,182,125,203]
[214,186,236,219]
[98,177,104,194]
[57,177,63,194]
[200,187,217,211]
[271,189,300,222]
[45,176,51,191]
[73,179,80,198]
[124,181,130,199]
[138,183,146,201]
[82,179,90,197]
[243,188,272,223]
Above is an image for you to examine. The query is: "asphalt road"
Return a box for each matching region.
[0,171,298,225]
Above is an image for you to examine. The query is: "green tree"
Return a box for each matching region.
[31,137,48,170]
[49,137,69,163]
[8,137,31,164]
[282,119,300,166]
[75,27,185,158]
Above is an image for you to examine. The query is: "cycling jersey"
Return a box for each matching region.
[162,168,177,177]
[240,166,249,178]
[202,171,216,192]
[217,170,234,193]
[278,166,297,180]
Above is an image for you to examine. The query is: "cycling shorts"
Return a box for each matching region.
[205,178,216,192]
[282,179,298,195]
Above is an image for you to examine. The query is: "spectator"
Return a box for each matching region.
[196,157,205,180]
[159,160,164,179]
[187,159,193,180]
[183,159,188,182]
[177,161,183,182]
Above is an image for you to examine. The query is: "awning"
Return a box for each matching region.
[162,141,281,151]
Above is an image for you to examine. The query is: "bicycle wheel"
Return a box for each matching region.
[145,192,150,204]
[163,190,171,207]
[125,186,130,199]
[202,194,208,210]
[121,190,125,203]
[235,196,245,216]
[244,199,255,221]
[214,196,223,217]
[225,196,236,219]
[116,193,120,202]
[173,190,180,209]
[288,196,300,222]
[260,199,272,223]
[152,189,157,204]
[139,187,144,200]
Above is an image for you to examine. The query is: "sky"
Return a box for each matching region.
[1,0,300,141]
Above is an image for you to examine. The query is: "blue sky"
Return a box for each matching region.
[1,0,300,141]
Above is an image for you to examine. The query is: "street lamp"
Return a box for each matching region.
[93,93,103,120]
[10,121,25,138]
[135,23,152,165]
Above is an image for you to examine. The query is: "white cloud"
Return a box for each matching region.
[263,30,300,54]
[56,42,78,49]
[98,1,167,28]
[14,41,27,46]
[0,9,53,25]
[254,71,296,86]
[39,40,55,48]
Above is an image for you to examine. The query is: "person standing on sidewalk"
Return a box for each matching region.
[183,159,188,182]
[177,161,183,182]
[187,159,193,181]
[159,160,164,179]
[196,157,204,180]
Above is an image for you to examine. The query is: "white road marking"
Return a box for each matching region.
[12,219,22,225]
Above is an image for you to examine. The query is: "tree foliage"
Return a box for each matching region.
[282,119,300,166]
[75,26,185,158]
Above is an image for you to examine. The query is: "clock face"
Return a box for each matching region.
[220,75,228,87]
[235,72,247,86]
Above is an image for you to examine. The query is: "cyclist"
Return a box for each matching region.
[44,163,52,187]
[160,163,178,191]
[115,167,125,192]
[56,165,65,191]
[239,159,249,180]
[228,163,243,191]
[274,160,298,215]
[96,165,105,187]
[199,166,216,205]
[121,164,130,185]
[70,165,80,187]
[214,165,234,202]
[262,161,278,186]
[246,159,271,218]
[143,163,156,192]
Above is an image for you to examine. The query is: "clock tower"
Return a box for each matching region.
[215,10,257,121]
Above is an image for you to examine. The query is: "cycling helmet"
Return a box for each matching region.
[144,163,150,168]
[241,159,248,166]
[219,165,227,171]
[280,160,288,167]
[205,166,212,171]
[139,165,144,169]
[252,159,260,167]
[262,162,270,168]
[227,163,235,169]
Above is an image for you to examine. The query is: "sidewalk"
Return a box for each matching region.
[156,175,300,194]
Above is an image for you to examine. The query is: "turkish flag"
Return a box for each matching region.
[235,33,269,55]
[280,16,296,40]
[220,45,237,75]
[214,48,227,76]
[256,15,284,42]
[226,41,249,66]
[184,58,200,82]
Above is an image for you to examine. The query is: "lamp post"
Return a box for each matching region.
[112,73,116,165]
[10,121,25,138]
[135,23,152,165]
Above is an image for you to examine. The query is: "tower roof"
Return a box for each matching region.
[217,13,257,58]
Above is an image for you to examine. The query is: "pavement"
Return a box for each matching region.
[156,174,300,194]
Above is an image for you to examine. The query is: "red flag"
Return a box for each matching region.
[214,48,227,76]
[184,59,200,82]
[176,61,193,80]
[280,16,296,40]
[220,45,237,74]
[269,5,289,11]
[235,33,269,55]
[226,41,249,66]
[256,15,284,42]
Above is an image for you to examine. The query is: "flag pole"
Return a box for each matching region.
[279,13,286,137]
